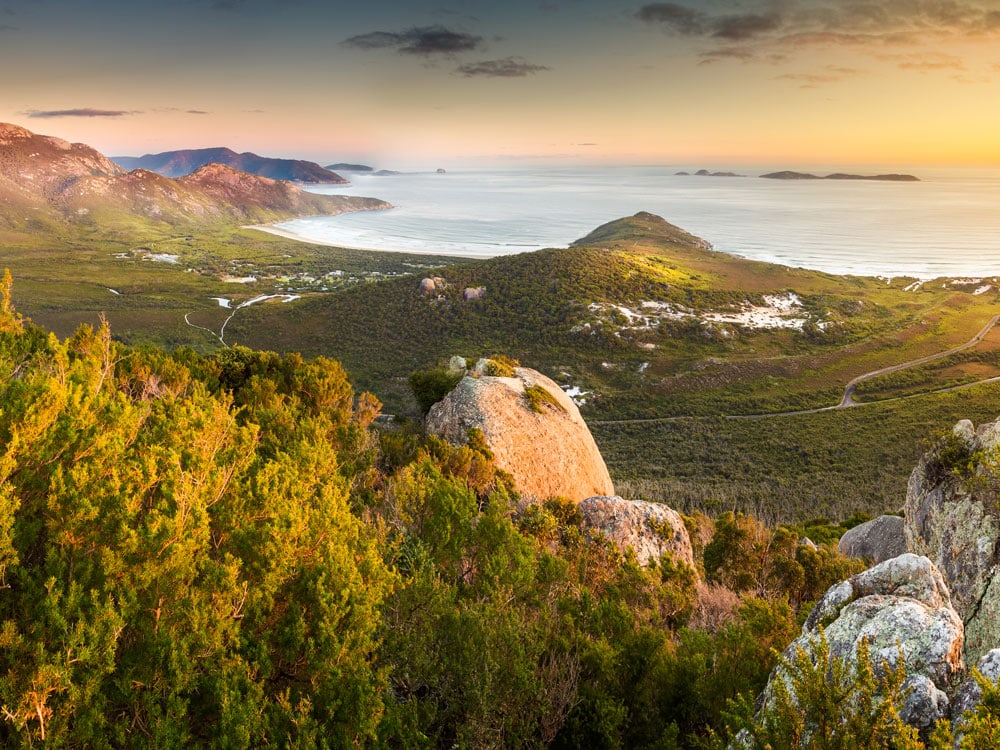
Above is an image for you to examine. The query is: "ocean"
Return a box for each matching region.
[276,166,1000,279]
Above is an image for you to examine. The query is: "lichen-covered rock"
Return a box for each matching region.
[425,364,614,502]
[899,674,950,731]
[837,515,906,563]
[578,495,694,568]
[419,278,436,294]
[951,648,1000,741]
[759,554,963,733]
[905,418,1000,663]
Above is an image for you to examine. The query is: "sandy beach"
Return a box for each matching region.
[244,223,342,247]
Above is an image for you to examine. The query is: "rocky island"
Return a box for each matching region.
[676,169,745,177]
[761,170,920,181]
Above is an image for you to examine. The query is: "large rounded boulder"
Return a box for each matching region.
[837,515,906,563]
[426,360,614,503]
[578,495,694,568]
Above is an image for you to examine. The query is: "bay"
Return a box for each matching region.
[276,166,1000,279]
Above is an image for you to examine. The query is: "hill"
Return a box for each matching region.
[113,147,347,183]
[226,211,1000,417]
[326,162,373,172]
[0,123,388,230]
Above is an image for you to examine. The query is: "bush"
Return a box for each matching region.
[525,384,566,414]
[408,367,463,414]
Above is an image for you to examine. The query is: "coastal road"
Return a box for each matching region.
[593,313,1000,425]
[837,313,1000,407]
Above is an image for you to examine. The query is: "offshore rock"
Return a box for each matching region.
[905,418,1000,664]
[837,515,906,563]
[578,495,694,568]
[425,364,614,502]
[758,554,963,733]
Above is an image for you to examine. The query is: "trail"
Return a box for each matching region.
[184,294,301,347]
[593,313,1000,425]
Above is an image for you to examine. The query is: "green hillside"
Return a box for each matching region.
[224,212,1000,420]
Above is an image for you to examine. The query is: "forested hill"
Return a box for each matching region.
[227,211,1000,420]
[0,277,872,747]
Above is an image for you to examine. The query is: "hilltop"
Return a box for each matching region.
[114,147,347,183]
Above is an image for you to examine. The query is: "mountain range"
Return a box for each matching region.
[113,147,347,183]
[0,123,388,229]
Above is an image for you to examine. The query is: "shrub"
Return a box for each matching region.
[525,384,566,414]
[408,367,463,414]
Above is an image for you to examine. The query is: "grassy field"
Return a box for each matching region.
[594,381,1000,524]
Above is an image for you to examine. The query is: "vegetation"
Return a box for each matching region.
[728,634,922,749]
[0,288,889,747]
[408,366,463,415]
[524,384,565,414]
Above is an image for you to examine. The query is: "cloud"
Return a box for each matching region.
[637,4,782,40]
[878,51,966,71]
[699,46,756,63]
[776,65,865,86]
[343,25,483,56]
[185,109,210,115]
[455,56,550,77]
[712,13,781,41]
[0,24,15,31]
[635,3,706,35]
[25,108,140,119]
[638,0,1000,68]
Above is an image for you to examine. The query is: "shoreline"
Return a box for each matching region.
[244,221,531,260]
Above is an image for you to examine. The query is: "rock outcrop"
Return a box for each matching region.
[758,554,964,733]
[837,515,906,563]
[905,418,1000,663]
[578,495,693,568]
[425,360,614,503]
[951,648,1000,741]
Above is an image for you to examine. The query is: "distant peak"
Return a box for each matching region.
[571,212,712,250]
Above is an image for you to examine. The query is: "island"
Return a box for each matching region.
[326,163,373,172]
[676,169,745,177]
[761,170,920,182]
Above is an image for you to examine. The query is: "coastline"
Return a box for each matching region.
[244,221,490,259]
[245,222,341,248]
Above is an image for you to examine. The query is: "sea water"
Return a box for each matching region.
[277,166,1000,279]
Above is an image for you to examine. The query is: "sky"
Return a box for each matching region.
[2,0,1000,168]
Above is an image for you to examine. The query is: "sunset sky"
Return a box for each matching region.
[2,0,1000,168]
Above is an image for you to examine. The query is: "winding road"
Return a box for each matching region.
[838,314,1000,407]
[593,313,1000,425]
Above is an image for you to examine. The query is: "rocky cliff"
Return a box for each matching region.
[905,417,1000,664]
[425,359,614,503]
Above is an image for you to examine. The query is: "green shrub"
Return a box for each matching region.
[408,366,463,414]
[525,384,566,413]
[481,358,516,377]
[728,632,922,749]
